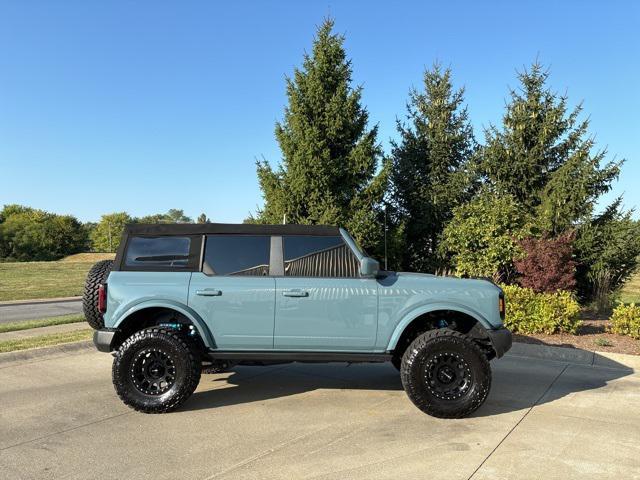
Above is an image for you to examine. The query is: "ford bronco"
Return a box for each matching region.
[84,223,511,417]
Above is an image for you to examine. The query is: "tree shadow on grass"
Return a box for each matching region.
[182,349,634,417]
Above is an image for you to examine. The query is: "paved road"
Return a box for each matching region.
[0,299,83,324]
[1,349,638,479]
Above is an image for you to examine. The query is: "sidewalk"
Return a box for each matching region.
[0,321,89,342]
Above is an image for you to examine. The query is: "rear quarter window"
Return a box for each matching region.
[124,236,192,268]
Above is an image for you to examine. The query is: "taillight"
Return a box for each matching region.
[498,293,505,319]
[98,284,107,314]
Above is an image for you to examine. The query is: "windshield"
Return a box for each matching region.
[339,228,369,258]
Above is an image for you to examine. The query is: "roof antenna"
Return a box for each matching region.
[383,203,388,270]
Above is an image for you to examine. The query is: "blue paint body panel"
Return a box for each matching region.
[105,271,193,328]
[274,277,378,351]
[377,273,503,350]
[188,273,275,350]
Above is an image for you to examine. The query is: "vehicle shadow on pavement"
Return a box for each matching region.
[185,362,403,412]
[183,352,634,417]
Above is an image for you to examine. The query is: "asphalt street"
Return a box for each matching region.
[1,348,638,479]
[0,299,83,324]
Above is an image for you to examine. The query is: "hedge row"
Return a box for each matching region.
[501,284,582,334]
[610,303,640,339]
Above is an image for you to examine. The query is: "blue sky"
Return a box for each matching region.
[1,1,638,223]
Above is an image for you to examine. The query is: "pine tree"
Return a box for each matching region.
[255,19,387,251]
[197,213,209,223]
[480,62,620,234]
[390,64,476,272]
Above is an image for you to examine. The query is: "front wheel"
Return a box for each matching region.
[112,328,201,413]
[400,329,491,418]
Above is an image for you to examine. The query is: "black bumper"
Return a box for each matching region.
[93,329,118,353]
[487,327,512,358]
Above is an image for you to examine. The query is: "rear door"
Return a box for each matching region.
[188,234,275,350]
[273,235,378,351]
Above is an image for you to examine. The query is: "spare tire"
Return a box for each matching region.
[83,259,114,329]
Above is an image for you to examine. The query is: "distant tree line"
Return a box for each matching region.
[251,19,640,311]
[0,207,210,260]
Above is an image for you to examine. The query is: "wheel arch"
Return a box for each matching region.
[386,303,492,352]
[112,300,215,349]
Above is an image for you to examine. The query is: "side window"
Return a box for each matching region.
[125,236,191,268]
[283,235,359,277]
[204,235,270,276]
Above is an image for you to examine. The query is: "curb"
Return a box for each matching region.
[506,342,640,371]
[0,340,93,366]
[0,296,82,307]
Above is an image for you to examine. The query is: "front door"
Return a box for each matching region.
[188,234,275,350]
[274,235,378,351]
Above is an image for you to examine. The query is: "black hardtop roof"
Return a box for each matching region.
[124,223,341,237]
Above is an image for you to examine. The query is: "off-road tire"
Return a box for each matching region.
[82,259,113,329]
[112,328,201,413]
[400,329,491,418]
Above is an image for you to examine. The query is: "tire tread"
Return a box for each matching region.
[82,259,114,329]
[112,328,201,414]
[400,328,491,418]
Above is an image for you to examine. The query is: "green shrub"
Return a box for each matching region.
[609,303,640,339]
[502,284,581,334]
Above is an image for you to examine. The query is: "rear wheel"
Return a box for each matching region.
[112,328,201,413]
[83,259,113,329]
[400,329,491,418]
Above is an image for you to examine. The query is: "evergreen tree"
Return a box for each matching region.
[197,213,210,223]
[255,19,387,251]
[573,199,640,310]
[480,62,620,234]
[390,64,476,272]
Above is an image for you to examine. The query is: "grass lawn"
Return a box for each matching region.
[0,314,85,333]
[620,269,640,305]
[0,253,114,302]
[0,328,92,353]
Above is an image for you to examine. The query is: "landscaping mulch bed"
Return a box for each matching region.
[514,319,640,356]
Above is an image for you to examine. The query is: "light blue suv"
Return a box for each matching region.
[84,223,511,417]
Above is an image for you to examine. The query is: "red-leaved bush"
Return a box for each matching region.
[514,233,576,293]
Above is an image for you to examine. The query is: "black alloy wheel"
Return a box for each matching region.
[424,352,472,400]
[112,328,201,413]
[400,328,491,418]
[131,348,177,395]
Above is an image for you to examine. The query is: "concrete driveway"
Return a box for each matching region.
[0,348,638,479]
[0,299,83,324]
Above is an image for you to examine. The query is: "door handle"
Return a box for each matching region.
[282,289,309,298]
[196,289,222,296]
